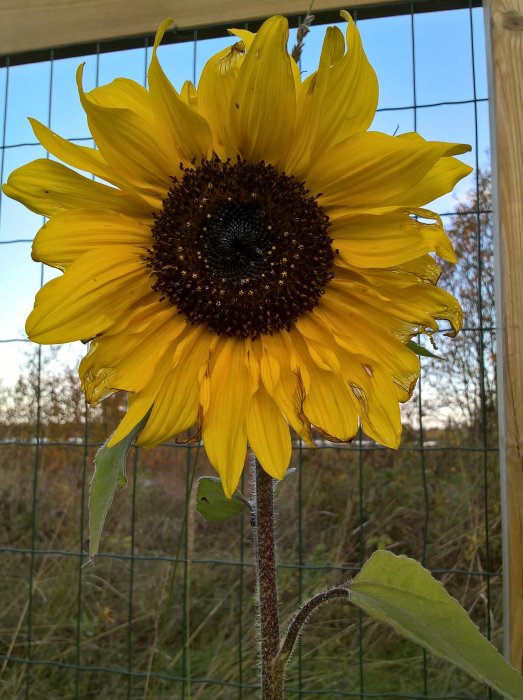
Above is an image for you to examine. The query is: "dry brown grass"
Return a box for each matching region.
[0,417,502,699]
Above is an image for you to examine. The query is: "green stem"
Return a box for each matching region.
[253,455,284,700]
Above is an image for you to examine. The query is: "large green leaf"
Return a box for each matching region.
[349,551,523,700]
[196,476,248,522]
[88,419,146,558]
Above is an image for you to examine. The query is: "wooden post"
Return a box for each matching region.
[0,0,399,58]
[486,0,523,671]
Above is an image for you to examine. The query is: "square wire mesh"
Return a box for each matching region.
[0,1,498,697]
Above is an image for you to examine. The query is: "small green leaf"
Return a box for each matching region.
[349,551,523,700]
[274,467,297,498]
[407,339,443,360]
[88,418,146,558]
[196,476,248,522]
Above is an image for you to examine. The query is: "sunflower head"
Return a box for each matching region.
[3,13,471,496]
[147,156,336,338]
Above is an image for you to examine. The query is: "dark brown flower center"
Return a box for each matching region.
[147,158,335,338]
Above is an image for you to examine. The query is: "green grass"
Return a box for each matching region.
[0,412,502,699]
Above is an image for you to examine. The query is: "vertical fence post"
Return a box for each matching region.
[486,0,523,671]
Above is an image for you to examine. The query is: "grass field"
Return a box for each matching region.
[0,397,502,699]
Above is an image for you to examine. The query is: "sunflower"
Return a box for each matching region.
[4,13,471,496]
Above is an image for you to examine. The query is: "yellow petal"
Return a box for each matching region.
[180,80,199,108]
[387,283,463,336]
[229,28,306,90]
[315,11,378,151]
[294,314,341,373]
[316,284,413,346]
[3,159,152,218]
[329,270,462,337]
[77,65,173,192]
[287,14,378,175]
[246,385,291,480]
[230,15,295,166]
[202,339,254,497]
[149,19,212,162]
[107,383,160,448]
[26,246,151,343]
[302,369,359,442]
[398,254,442,284]
[29,118,129,190]
[198,39,246,157]
[286,26,345,175]
[358,364,402,448]
[229,28,255,49]
[332,210,456,268]
[308,131,471,208]
[408,156,473,206]
[291,330,359,442]
[137,326,213,447]
[308,302,420,403]
[260,333,313,445]
[363,267,463,333]
[80,305,186,403]
[32,209,152,270]
[259,340,280,393]
[325,347,404,448]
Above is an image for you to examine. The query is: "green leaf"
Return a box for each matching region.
[349,551,523,700]
[196,476,248,522]
[274,467,297,498]
[88,418,146,558]
[407,339,443,360]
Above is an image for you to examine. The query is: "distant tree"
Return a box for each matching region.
[422,168,496,443]
[0,347,106,441]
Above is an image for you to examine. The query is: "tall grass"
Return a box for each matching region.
[0,412,501,699]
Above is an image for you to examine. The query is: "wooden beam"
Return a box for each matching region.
[0,0,400,58]
[486,0,523,672]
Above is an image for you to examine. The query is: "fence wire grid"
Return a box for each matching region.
[0,2,498,698]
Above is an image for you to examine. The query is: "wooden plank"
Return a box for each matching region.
[486,0,523,672]
[0,0,399,57]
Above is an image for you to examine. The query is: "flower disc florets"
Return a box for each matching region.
[147,158,335,338]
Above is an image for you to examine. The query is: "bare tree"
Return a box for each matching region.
[422,168,496,443]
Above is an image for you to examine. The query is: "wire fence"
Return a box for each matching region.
[0,1,498,698]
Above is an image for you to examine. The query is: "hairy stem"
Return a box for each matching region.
[253,455,284,699]
[278,587,351,664]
